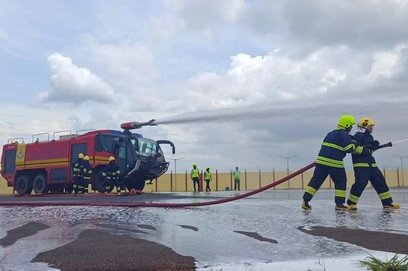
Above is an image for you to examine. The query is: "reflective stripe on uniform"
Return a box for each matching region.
[305,185,317,196]
[322,142,345,151]
[353,146,363,154]
[353,163,378,168]
[335,189,346,198]
[316,156,344,168]
[379,191,392,200]
[344,143,356,152]
[348,194,359,203]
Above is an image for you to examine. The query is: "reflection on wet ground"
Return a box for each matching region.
[233,231,278,244]
[31,230,196,271]
[0,222,49,247]
[298,225,408,254]
[178,225,199,231]
[0,189,407,270]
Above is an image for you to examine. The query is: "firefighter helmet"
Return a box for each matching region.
[84,155,90,161]
[108,156,115,161]
[78,153,84,159]
[338,115,355,129]
[357,117,375,128]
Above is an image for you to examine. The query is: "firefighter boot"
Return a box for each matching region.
[335,204,349,211]
[116,187,122,194]
[302,201,312,210]
[383,202,401,210]
[346,200,357,211]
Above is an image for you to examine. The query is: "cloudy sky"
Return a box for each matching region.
[1,0,408,173]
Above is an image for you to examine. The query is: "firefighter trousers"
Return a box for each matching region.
[303,164,347,205]
[348,167,393,206]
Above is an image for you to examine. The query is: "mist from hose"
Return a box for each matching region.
[152,98,408,126]
[392,138,408,145]
[153,102,350,126]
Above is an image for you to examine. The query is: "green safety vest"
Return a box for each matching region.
[204,171,212,181]
[233,170,240,180]
[191,168,199,178]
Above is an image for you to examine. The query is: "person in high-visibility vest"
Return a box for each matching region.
[233,166,241,191]
[191,163,200,192]
[204,167,212,192]
[347,117,400,210]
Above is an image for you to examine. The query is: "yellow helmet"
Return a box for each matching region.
[78,153,84,159]
[108,156,115,161]
[357,117,375,128]
[84,155,90,161]
[338,115,355,129]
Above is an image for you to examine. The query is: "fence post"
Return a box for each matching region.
[258,169,261,189]
[273,168,276,190]
[397,168,400,187]
[245,169,247,190]
[185,170,188,192]
[215,169,218,191]
[301,172,304,189]
[170,170,173,192]
[155,178,158,192]
[230,171,233,190]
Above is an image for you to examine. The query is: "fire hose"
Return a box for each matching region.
[0,162,316,208]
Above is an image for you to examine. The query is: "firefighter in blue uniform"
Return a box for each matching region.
[347,117,400,210]
[81,155,93,193]
[102,156,121,193]
[73,153,84,193]
[302,115,370,211]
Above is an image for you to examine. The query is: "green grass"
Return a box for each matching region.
[360,254,408,271]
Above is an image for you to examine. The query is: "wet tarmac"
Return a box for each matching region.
[0,189,407,270]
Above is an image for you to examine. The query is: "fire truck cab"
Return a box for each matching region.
[1,125,175,195]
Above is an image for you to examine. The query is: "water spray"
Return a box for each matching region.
[391,138,408,145]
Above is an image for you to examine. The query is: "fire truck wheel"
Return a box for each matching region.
[134,180,146,191]
[33,174,48,195]
[15,175,32,195]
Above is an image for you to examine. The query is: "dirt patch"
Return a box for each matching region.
[299,226,408,254]
[234,231,278,244]
[32,229,196,271]
[0,222,50,247]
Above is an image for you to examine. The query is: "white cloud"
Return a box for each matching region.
[39,53,116,104]
[183,50,346,110]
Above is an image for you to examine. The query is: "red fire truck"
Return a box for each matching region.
[1,121,175,195]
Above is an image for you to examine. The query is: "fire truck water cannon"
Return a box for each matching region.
[120,119,157,130]
[1,119,175,196]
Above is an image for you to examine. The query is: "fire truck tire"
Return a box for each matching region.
[134,180,145,191]
[15,175,32,195]
[65,184,74,194]
[33,174,48,195]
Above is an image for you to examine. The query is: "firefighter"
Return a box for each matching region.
[347,117,400,210]
[81,155,93,193]
[204,167,212,192]
[302,115,371,211]
[191,163,200,192]
[233,166,241,191]
[73,153,84,194]
[102,156,121,193]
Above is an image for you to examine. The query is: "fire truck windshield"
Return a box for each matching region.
[135,138,157,157]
